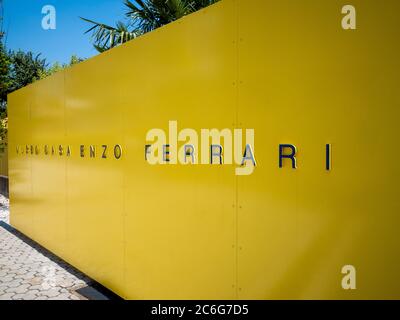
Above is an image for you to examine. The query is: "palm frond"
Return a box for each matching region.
[81,17,140,52]
[83,0,221,52]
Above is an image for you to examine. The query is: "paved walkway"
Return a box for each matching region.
[0,195,90,300]
[0,194,9,224]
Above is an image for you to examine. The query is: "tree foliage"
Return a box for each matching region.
[0,41,10,111]
[0,42,8,148]
[0,0,9,112]
[37,54,85,79]
[8,50,47,92]
[83,0,220,52]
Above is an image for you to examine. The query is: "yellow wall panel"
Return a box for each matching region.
[119,0,237,299]
[8,87,33,237]
[7,0,400,299]
[236,0,400,299]
[62,56,125,295]
[29,72,67,256]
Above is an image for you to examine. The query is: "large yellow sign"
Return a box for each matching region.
[8,0,400,299]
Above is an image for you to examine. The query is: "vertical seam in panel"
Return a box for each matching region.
[64,71,68,250]
[122,96,127,297]
[29,101,33,227]
[234,0,239,300]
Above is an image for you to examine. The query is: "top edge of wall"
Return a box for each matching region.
[7,0,230,99]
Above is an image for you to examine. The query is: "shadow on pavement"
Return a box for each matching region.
[0,221,123,300]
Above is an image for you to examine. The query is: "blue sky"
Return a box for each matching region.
[3,0,126,65]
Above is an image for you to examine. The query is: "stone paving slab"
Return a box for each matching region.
[0,221,90,300]
[0,194,9,225]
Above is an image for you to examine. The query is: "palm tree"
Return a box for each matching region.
[82,0,220,52]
